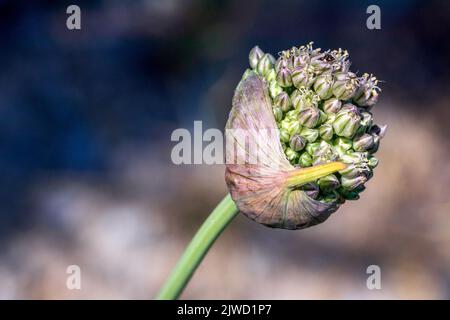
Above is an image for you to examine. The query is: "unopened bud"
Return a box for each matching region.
[322,97,342,114]
[368,157,378,168]
[273,106,283,122]
[249,46,264,69]
[269,81,283,98]
[257,53,275,76]
[356,111,373,135]
[298,151,313,167]
[319,123,334,141]
[280,118,300,136]
[332,72,359,100]
[265,69,277,82]
[318,174,340,192]
[313,73,334,99]
[369,124,387,139]
[290,134,306,152]
[285,147,299,162]
[274,91,292,112]
[301,182,319,199]
[292,66,316,88]
[333,136,353,153]
[291,88,320,110]
[353,133,375,152]
[242,68,253,80]
[300,127,319,143]
[353,73,380,108]
[311,141,338,165]
[279,128,290,143]
[298,106,320,128]
[340,151,369,164]
[341,174,367,191]
[332,104,361,138]
[276,67,293,87]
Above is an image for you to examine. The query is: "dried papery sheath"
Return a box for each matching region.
[226,43,387,229]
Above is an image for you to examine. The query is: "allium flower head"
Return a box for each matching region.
[225,43,386,230]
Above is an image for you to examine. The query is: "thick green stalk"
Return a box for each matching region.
[156,193,239,300]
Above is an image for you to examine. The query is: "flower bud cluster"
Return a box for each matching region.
[246,43,385,202]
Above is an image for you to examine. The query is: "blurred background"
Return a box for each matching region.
[0,0,449,299]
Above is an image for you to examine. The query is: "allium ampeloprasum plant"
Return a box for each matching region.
[157,42,386,299]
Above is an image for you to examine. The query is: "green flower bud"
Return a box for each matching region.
[325,113,336,124]
[249,46,264,69]
[275,56,288,71]
[319,123,334,140]
[333,136,353,152]
[284,109,299,121]
[292,54,306,68]
[291,88,320,110]
[322,97,342,114]
[341,174,367,191]
[279,128,290,143]
[368,156,378,168]
[340,189,360,200]
[340,151,369,164]
[280,118,300,136]
[298,151,313,167]
[273,106,283,122]
[257,53,275,76]
[322,191,342,203]
[242,68,253,80]
[265,69,277,82]
[300,182,319,199]
[274,91,292,112]
[332,104,361,138]
[298,106,320,128]
[289,134,306,152]
[338,164,360,178]
[366,125,386,154]
[306,142,321,156]
[356,111,373,135]
[310,54,333,72]
[269,81,283,99]
[318,174,340,192]
[353,133,374,152]
[313,73,334,99]
[332,72,359,100]
[291,65,316,88]
[318,110,328,125]
[366,134,380,154]
[285,147,299,162]
[300,127,319,143]
[276,67,293,87]
[311,141,338,165]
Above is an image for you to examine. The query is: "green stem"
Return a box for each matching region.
[155,193,239,300]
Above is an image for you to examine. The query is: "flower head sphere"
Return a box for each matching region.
[225,43,386,230]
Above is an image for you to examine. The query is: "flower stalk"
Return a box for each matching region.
[156,194,238,300]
